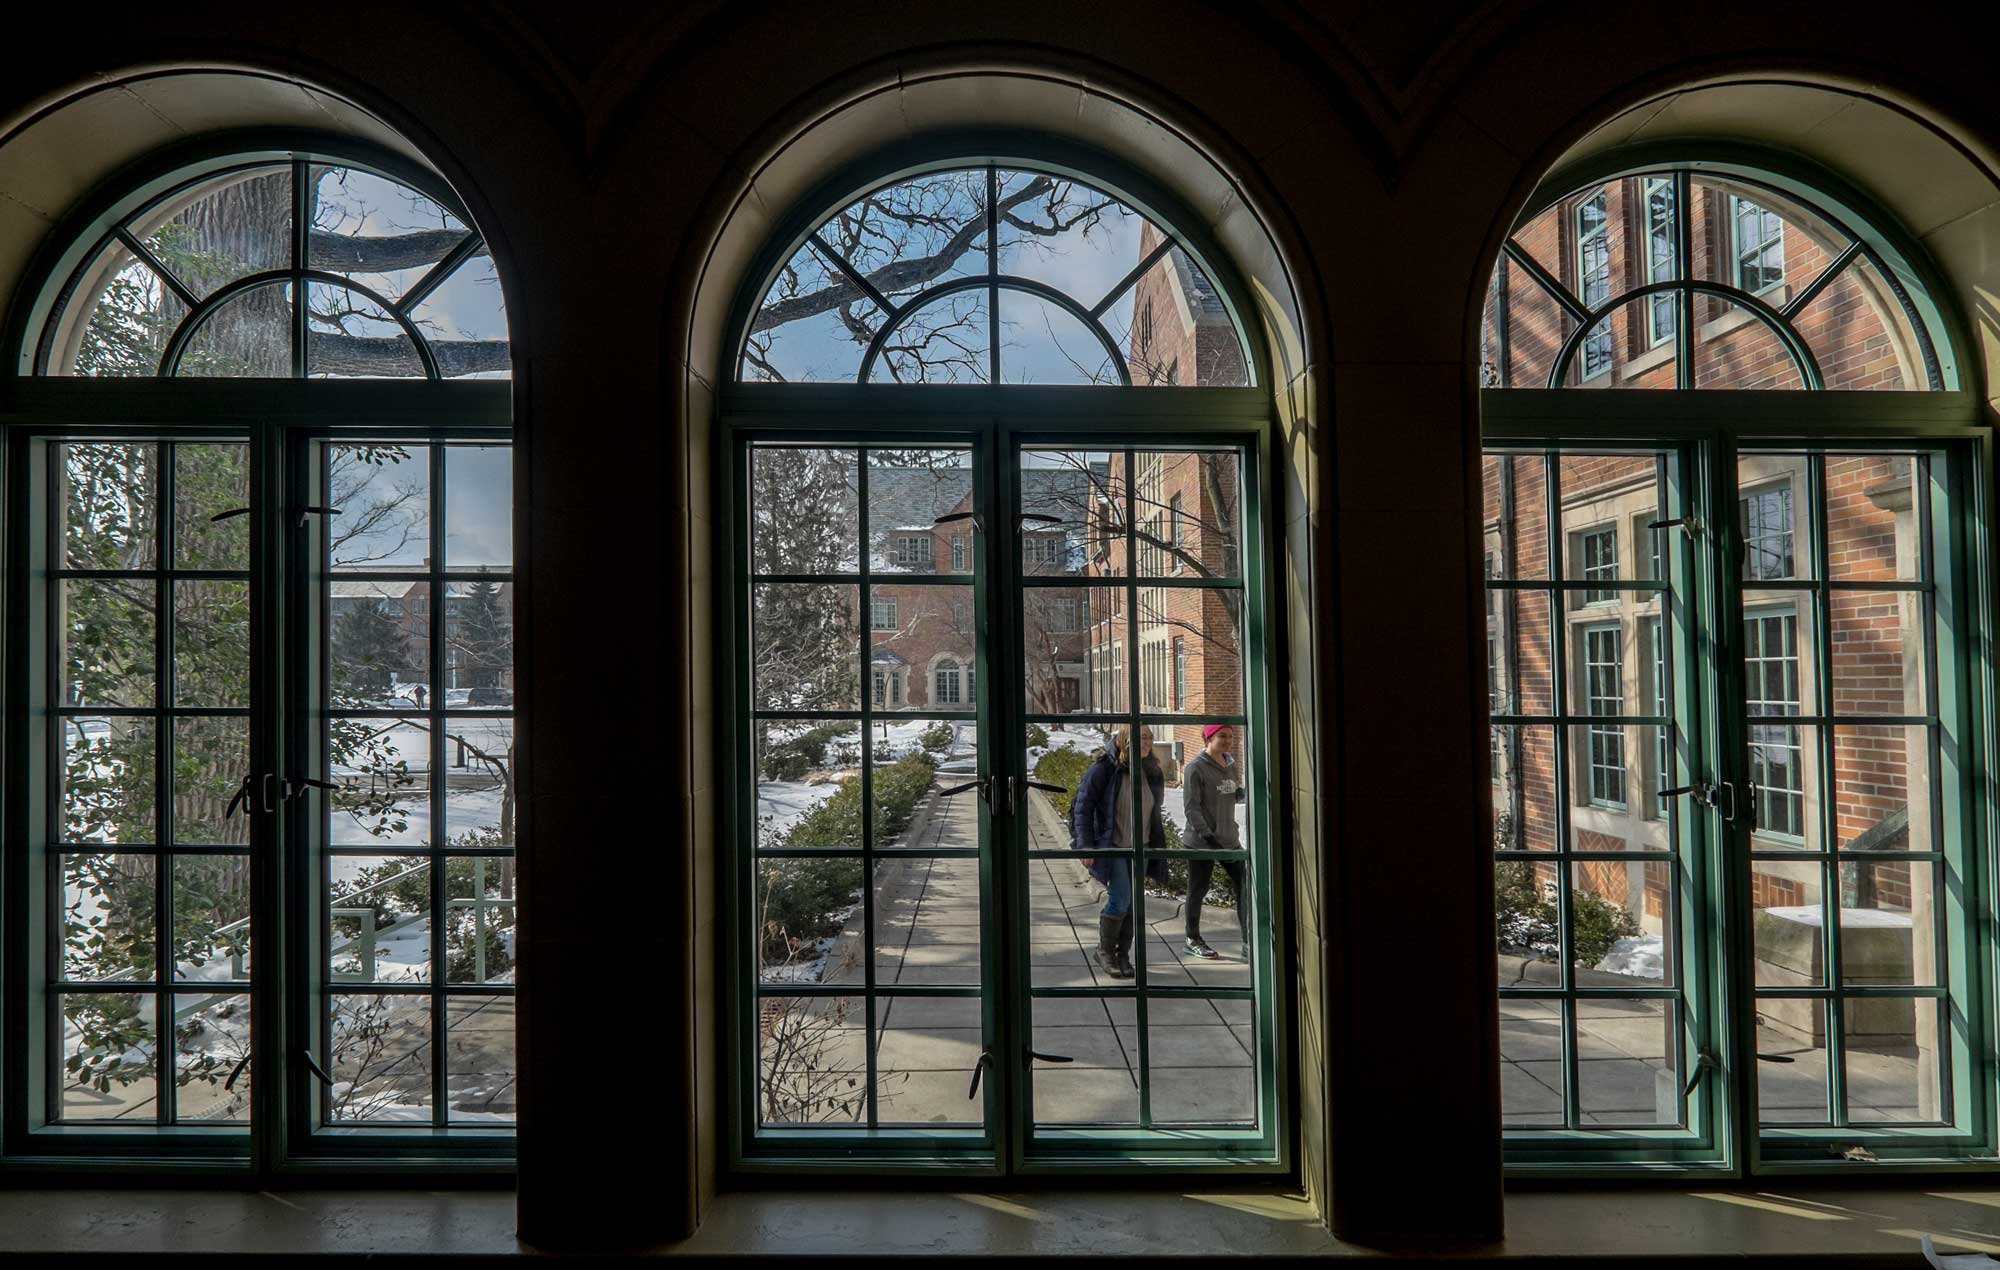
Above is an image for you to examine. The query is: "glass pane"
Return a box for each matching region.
[829,170,988,304]
[1693,296,1806,389]
[1031,994,1139,1126]
[1134,450,1241,580]
[1558,453,1664,585]
[172,854,251,981]
[1799,255,1927,391]
[62,578,155,707]
[752,719,861,852]
[441,715,514,846]
[752,583,859,712]
[441,587,512,710]
[754,856,863,985]
[1834,725,1931,851]
[1489,590,1552,716]
[173,441,250,569]
[873,856,980,986]
[330,582,429,707]
[1482,453,1551,580]
[1575,997,1679,1126]
[1570,861,1669,983]
[869,743,950,850]
[134,166,291,299]
[445,446,512,571]
[1027,840,1107,989]
[867,291,990,384]
[1756,1000,1829,1123]
[1151,875,1252,991]
[750,447,859,573]
[329,856,432,983]
[59,993,157,1121]
[1024,587,1123,715]
[172,716,249,845]
[1750,722,1818,849]
[757,994,866,1126]
[875,998,983,1127]
[1737,457,1810,581]
[1845,996,1942,1123]
[306,281,423,379]
[866,449,974,575]
[741,243,887,383]
[994,169,1154,303]
[306,164,466,304]
[1496,861,1560,984]
[866,587,973,711]
[329,717,432,847]
[1827,455,1923,581]
[1752,861,1825,988]
[1101,244,1251,387]
[1136,587,1239,716]
[446,856,518,984]
[1148,999,1255,1124]
[1569,725,1671,851]
[177,279,293,377]
[1498,997,1565,1125]
[1020,449,1122,576]
[61,441,158,570]
[446,996,516,1122]
[328,443,431,572]
[1692,178,1851,296]
[327,992,432,1122]
[1562,298,1680,388]
[1492,725,1558,853]
[61,852,156,980]
[173,992,252,1124]
[409,250,511,379]
[1838,859,1936,988]
[997,289,1116,384]
[173,580,249,707]
[62,716,155,845]
[60,247,187,376]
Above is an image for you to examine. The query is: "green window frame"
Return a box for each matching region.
[1,135,514,1174]
[1485,150,1992,1176]
[717,139,1284,1176]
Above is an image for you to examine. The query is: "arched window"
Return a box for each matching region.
[728,145,1276,1170]
[739,163,1252,386]
[1480,152,1987,1170]
[12,140,514,1165]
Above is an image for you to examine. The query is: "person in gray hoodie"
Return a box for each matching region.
[1180,723,1248,960]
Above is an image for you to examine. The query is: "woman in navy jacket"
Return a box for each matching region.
[1069,726,1170,979]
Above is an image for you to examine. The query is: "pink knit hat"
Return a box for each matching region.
[1202,723,1231,741]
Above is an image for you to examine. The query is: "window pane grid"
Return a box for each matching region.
[321,441,515,1130]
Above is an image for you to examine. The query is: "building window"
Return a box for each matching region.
[892,534,933,569]
[1169,493,1185,570]
[1741,484,1795,580]
[1646,615,1671,819]
[1576,525,1618,604]
[1582,624,1625,808]
[1732,195,1786,294]
[1744,609,1805,838]
[1644,176,1677,347]
[1023,535,1064,568]
[1575,189,1613,377]
[1173,637,1188,710]
[951,535,967,572]
[934,658,963,705]
[871,596,899,630]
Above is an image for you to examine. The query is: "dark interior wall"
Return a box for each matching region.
[0,0,1996,1252]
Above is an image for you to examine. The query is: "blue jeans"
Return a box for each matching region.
[1100,858,1133,918]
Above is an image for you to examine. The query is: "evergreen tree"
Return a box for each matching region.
[333,598,414,699]
[454,580,508,692]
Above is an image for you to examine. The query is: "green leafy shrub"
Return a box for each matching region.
[919,721,953,754]
[762,721,860,781]
[1033,744,1091,819]
[758,855,864,962]
[1026,723,1050,750]
[1494,860,1639,968]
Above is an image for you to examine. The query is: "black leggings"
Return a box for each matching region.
[1184,858,1248,939]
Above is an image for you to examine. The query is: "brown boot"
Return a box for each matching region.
[1116,911,1137,978]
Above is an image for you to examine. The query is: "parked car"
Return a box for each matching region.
[468,686,512,708]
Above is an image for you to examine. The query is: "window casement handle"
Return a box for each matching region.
[282,776,340,802]
[1646,513,1703,538]
[1019,513,1062,527]
[209,507,251,523]
[1682,1047,1719,1099]
[223,1050,253,1092]
[1028,1050,1074,1064]
[934,511,983,536]
[967,1049,994,1100]
[937,777,989,804]
[223,773,256,819]
[299,1049,335,1087]
[294,505,342,530]
[1663,780,1740,823]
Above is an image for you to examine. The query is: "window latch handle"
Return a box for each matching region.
[224,773,256,819]
[209,507,251,523]
[933,511,984,536]
[1029,1050,1074,1064]
[299,1049,335,1087]
[294,505,342,530]
[223,1050,253,1092]
[1646,513,1703,538]
[1662,781,1740,823]
[1682,1047,1719,1100]
[967,1050,993,1100]
[937,777,989,804]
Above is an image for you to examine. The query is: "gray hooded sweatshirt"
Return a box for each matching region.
[1181,749,1243,850]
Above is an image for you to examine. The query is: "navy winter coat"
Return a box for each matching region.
[1068,737,1171,887]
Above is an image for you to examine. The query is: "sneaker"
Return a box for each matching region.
[1183,937,1220,960]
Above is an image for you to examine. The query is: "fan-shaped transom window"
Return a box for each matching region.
[1482,165,1952,391]
[737,164,1252,386]
[37,158,509,379]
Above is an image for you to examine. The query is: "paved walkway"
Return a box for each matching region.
[779,783,1255,1128]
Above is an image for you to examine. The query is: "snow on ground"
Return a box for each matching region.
[1595,933,1666,980]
